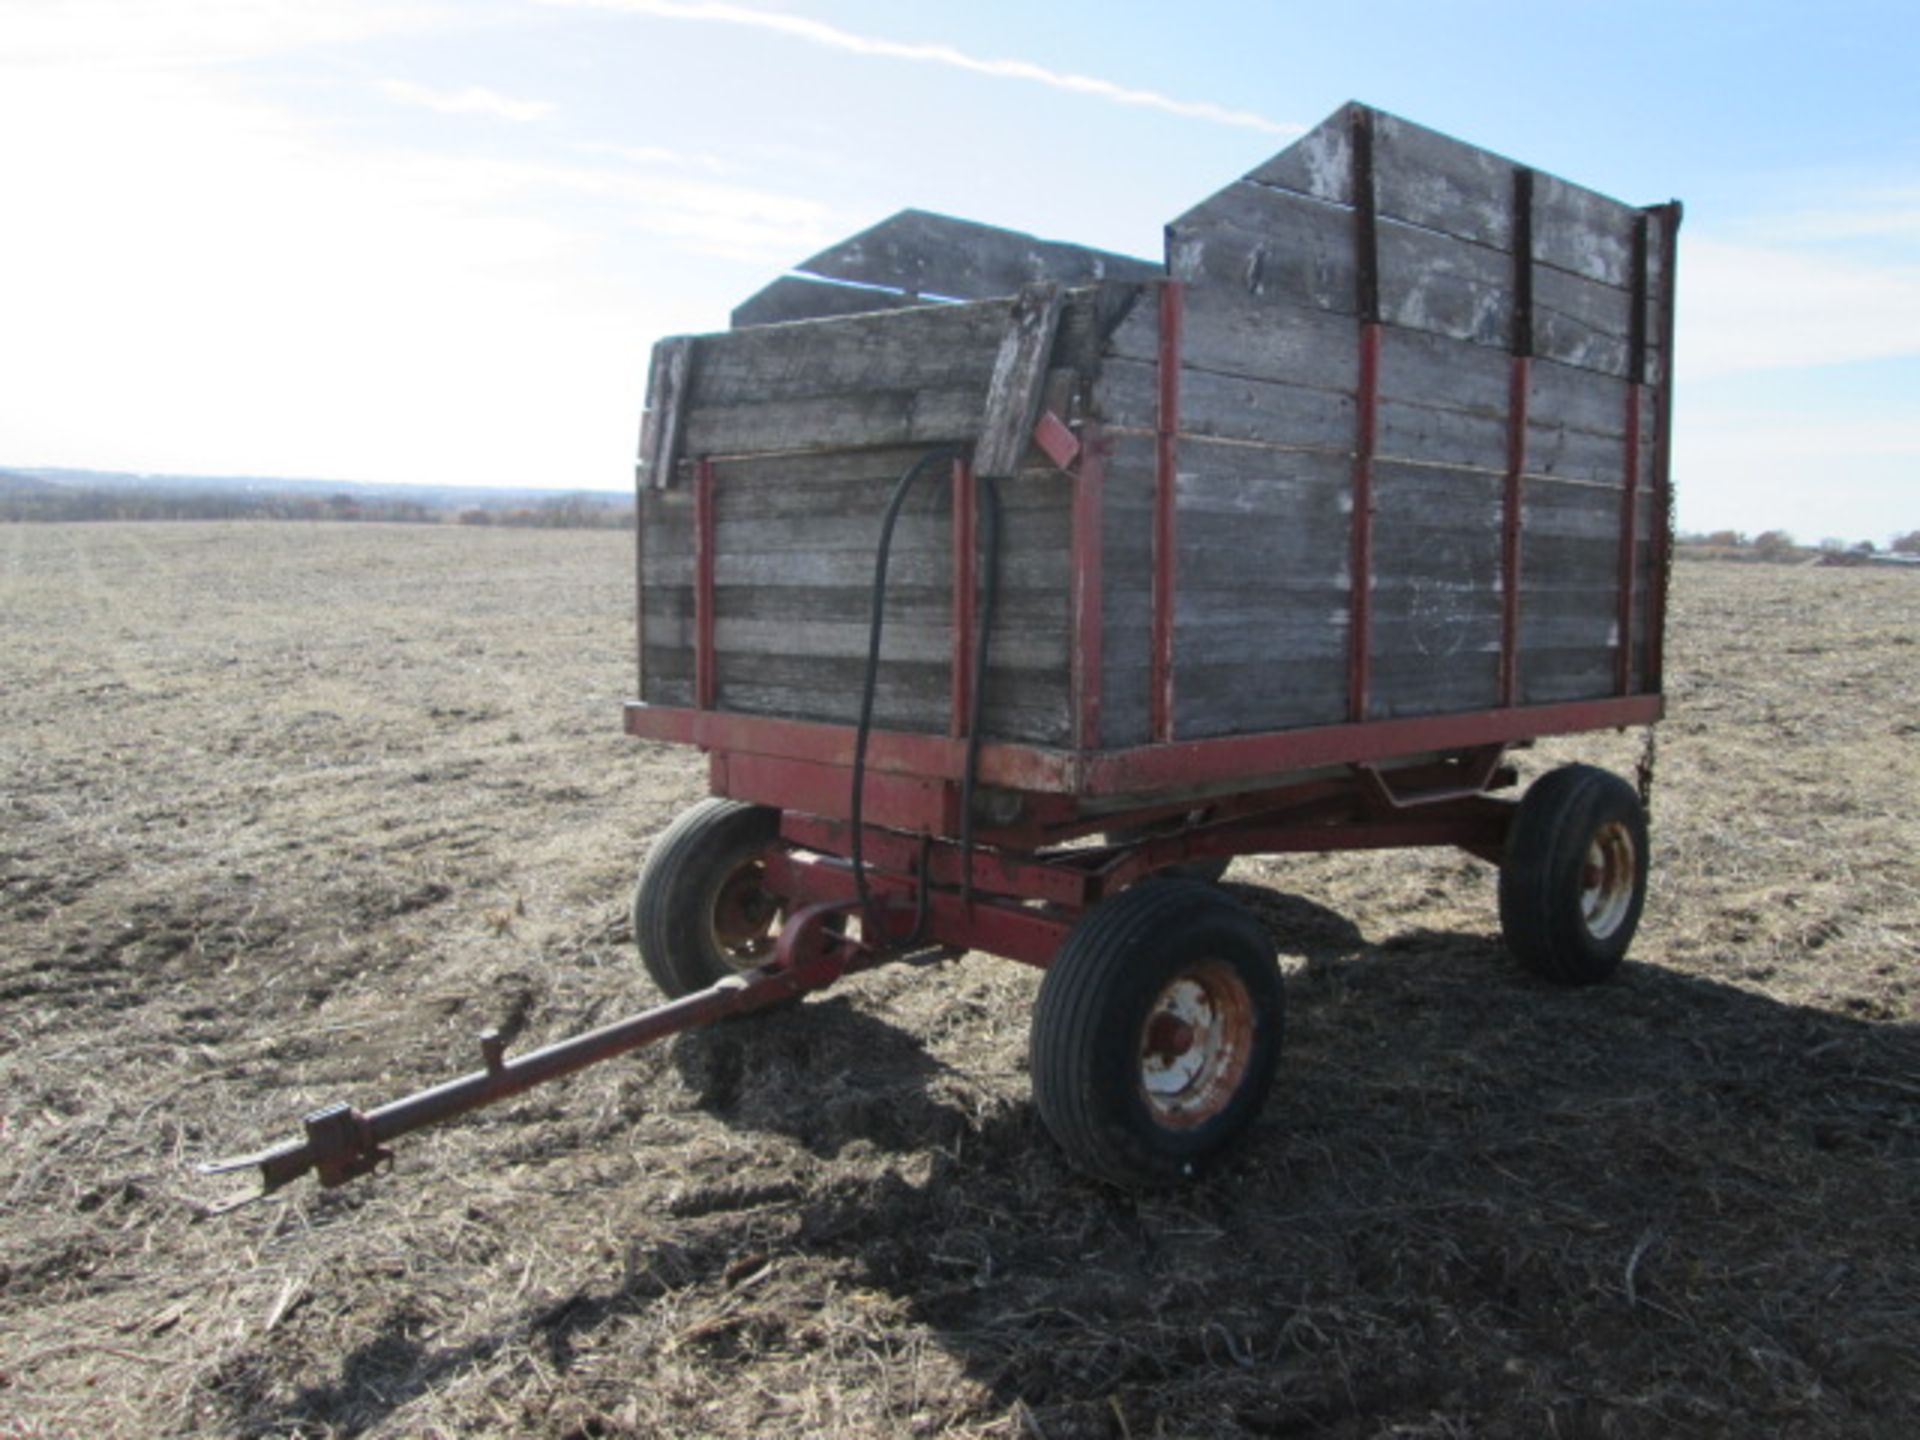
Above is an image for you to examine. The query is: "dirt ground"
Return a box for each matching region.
[2,522,1916,1439]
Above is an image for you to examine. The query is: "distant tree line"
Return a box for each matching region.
[1675,529,1920,564]
[0,483,634,529]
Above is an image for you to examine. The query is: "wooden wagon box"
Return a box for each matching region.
[627,101,1678,833]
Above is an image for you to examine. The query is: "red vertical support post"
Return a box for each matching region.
[950,456,977,740]
[1072,426,1105,751]
[1501,167,1535,709]
[1616,211,1651,697]
[1347,106,1380,724]
[1645,202,1682,695]
[1151,282,1183,744]
[693,457,717,712]
[634,468,647,703]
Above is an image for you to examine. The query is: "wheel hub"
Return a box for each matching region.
[710,862,780,966]
[1579,821,1637,941]
[1137,960,1255,1130]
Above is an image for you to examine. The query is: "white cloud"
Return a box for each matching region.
[0,64,725,489]
[543,0,1299,134]
[379,79,556,123]
[0,0,452,67]
[1678,236,1920,380]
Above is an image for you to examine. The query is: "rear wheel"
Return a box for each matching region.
[633,799,784,999]
[1498,764,1648,985]
[1030,881,1283,1187]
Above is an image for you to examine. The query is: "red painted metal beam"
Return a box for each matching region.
[1072,425,1106,751]
[1079,694,1663,798]
[624,703,1077,792]
[724,750,955,835]
[693,457,717,712]
[1152,282,1183,743]
[627,694,1664,803]
[766,851,1070,967]
[781,813,1092,908]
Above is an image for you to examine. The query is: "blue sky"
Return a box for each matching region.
[2,0,1915,542]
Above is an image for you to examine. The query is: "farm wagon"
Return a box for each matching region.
[208,102,1680,1202]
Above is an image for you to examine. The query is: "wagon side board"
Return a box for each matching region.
[1099,101,1678,744]
[638,286,1144,747]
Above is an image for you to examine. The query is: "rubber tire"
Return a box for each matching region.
[1030,880,1283,1188]
[1498,764,1648,985]
[1103,824,1232,885]
[633,799,783,999]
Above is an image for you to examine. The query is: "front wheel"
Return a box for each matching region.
[632,799,784,999]
[1030,881,1283,1187]
[1498,764,1648,985]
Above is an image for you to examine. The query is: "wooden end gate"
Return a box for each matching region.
[205,102,1680,1206]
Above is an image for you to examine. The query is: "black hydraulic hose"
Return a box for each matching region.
[849,445,965,940]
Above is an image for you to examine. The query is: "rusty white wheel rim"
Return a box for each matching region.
[1137,959,1255,1130]
[710,860,780,969]
[1580,821,1637,941]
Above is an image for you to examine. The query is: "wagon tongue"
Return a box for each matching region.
[196,1101,391,1215]
[193,909,873,1214]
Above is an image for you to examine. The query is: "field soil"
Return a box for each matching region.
[3,523,1917,1439]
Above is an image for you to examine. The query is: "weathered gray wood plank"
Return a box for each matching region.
[1527,357,1631,441]
[1532,173,1637,288]
[1371,108,1518,253]
[1242,104,1356,204]
[645,547,1070,591]
[1172,656,1351,738]
[975,283,1065,476]
[690,299,1012,407]
[1096,355,1356,452]
[637,336,692,489]
[683,389,986,460]
[1378,325,1512,414]
[1168,180,1357,315]
[730,275,933,329]
[1112,280,1362,394]
[1378,217,1512,347]
[1517,649,1619,706]
[638,649,1071,743]
[786,209,1159,303]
